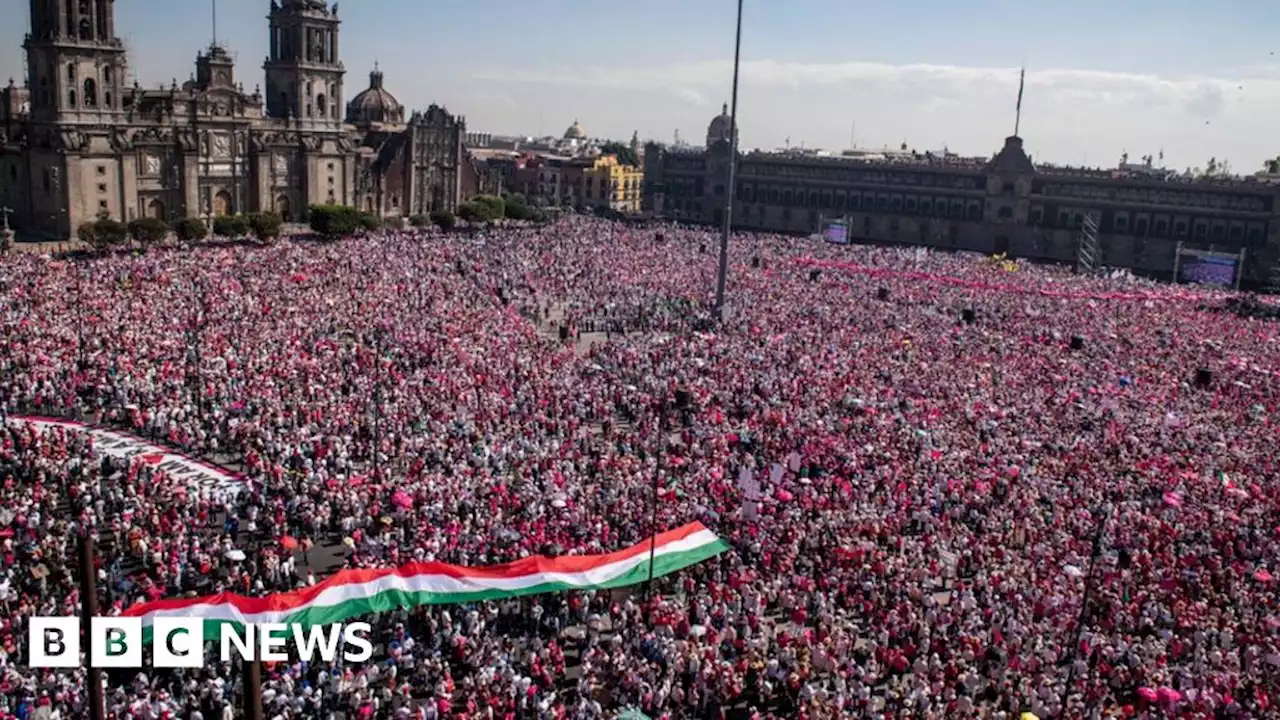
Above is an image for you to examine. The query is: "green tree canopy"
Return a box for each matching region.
[174,217,208,243]
[429,209,456,230]
[472,195,505,220]
[128,216,169,247]
[308,204,363,240]
[599,141,638,167]
[213,214,250,238]
[247,212,284,241]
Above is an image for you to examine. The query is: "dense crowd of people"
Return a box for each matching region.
[0,216,1278,719]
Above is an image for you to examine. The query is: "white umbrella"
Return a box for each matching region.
[225,549,247,562]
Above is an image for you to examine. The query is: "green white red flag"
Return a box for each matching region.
[123,522,728,636]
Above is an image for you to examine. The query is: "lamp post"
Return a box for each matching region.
[78,531,105,720]
[371,326,386,484]
[645,403,670,600]
[1058,502,1113,717]
[713,0,745,322]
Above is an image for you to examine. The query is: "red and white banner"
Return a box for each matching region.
[7,415,244,498]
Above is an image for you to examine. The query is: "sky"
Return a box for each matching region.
[4,0,1280,171]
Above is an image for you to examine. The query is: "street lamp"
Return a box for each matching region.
[713,0,745,322]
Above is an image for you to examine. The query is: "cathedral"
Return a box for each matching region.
[0,0,498,239]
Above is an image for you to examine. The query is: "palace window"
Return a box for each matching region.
[1174,221,1187,237]
[68,89,76,107]
[1229,225,1243,242]
[1134,218,1148,237]
[67,64,76,82]
[997,206,1013,220]
[83,78,97,107]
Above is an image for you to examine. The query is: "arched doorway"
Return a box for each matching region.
[364,196,374,213]
[275,195,291,223]
[147,199,166,219]
[213,191,232,216]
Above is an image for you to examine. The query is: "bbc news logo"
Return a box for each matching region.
[29,617,374,668]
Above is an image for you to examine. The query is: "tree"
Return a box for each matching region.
[308,204,362,240]
[456,202,483,224]
[503,194,532,221]
[213,214,249,239]
[472,195,505,220]
[409,214,429,228]
[358,212,382,232]
[1266,158,1280,175]
[429,209,456,231]
[247,212,284,242]
[94,218,128,248]
[128,216,169,248]
[599,141,639,167]
[174,217,208,243]
[77,221,102,250]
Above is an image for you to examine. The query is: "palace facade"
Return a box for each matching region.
[643,108,1280,288]
[0,0,497,239]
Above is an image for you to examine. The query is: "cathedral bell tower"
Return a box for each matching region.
[263,0,344,129]
[24,0,129,123]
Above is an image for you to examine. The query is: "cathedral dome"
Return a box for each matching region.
[705,102,736,147]
[346,66,404,125]
[563,119,586,140]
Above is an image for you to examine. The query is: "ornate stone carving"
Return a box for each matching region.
[142,153,162,176]
[174,128,197,152]
[301,135,322,152]
[136,127,175,146]
[211,133,231,159]
[53,130,88,151]
[110,128,135,152]
[272,153,289,176]
[249,132,267,152]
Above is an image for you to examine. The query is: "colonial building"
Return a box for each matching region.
[0,0,492,239]
[643,108,1280,288]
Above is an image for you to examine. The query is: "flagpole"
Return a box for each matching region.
[713,0,744,322]
[1014,67,1025,137]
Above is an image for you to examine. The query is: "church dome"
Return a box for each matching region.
[346,66,404,125]
[563,119,586,140]
[706,102,736,147]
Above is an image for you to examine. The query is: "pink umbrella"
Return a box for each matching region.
[1157,687,1182,704]
[1254,569,1273,583]
[391,491,414,510]
[1137,687,1158,702]
[1162,491,1183,507]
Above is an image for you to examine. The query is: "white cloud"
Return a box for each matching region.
[464,58,1279,168]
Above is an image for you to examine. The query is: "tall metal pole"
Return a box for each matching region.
[242,657,264,720]
[78,533,105,720]
[713,0,744,322]
[1059,503,1110,717]
[645,408,667,600]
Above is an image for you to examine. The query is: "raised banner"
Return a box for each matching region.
[7,415,244,498]
[123,522,730,637]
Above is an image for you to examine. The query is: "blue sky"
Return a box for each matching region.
[4,0,1280,169]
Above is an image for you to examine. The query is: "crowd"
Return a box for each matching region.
[0,215,1278,719]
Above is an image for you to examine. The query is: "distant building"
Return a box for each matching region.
[581,154,642,213]
[0,0,494,238]
[642,105,1280,287]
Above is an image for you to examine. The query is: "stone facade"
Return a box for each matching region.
[0,0,489,239]
[644,112,1280,288]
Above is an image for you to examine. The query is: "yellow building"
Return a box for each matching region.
[580,154,643,213]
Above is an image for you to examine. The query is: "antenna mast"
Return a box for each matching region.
[212,0,218,48]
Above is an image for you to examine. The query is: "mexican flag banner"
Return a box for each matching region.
[123,522,728,636]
